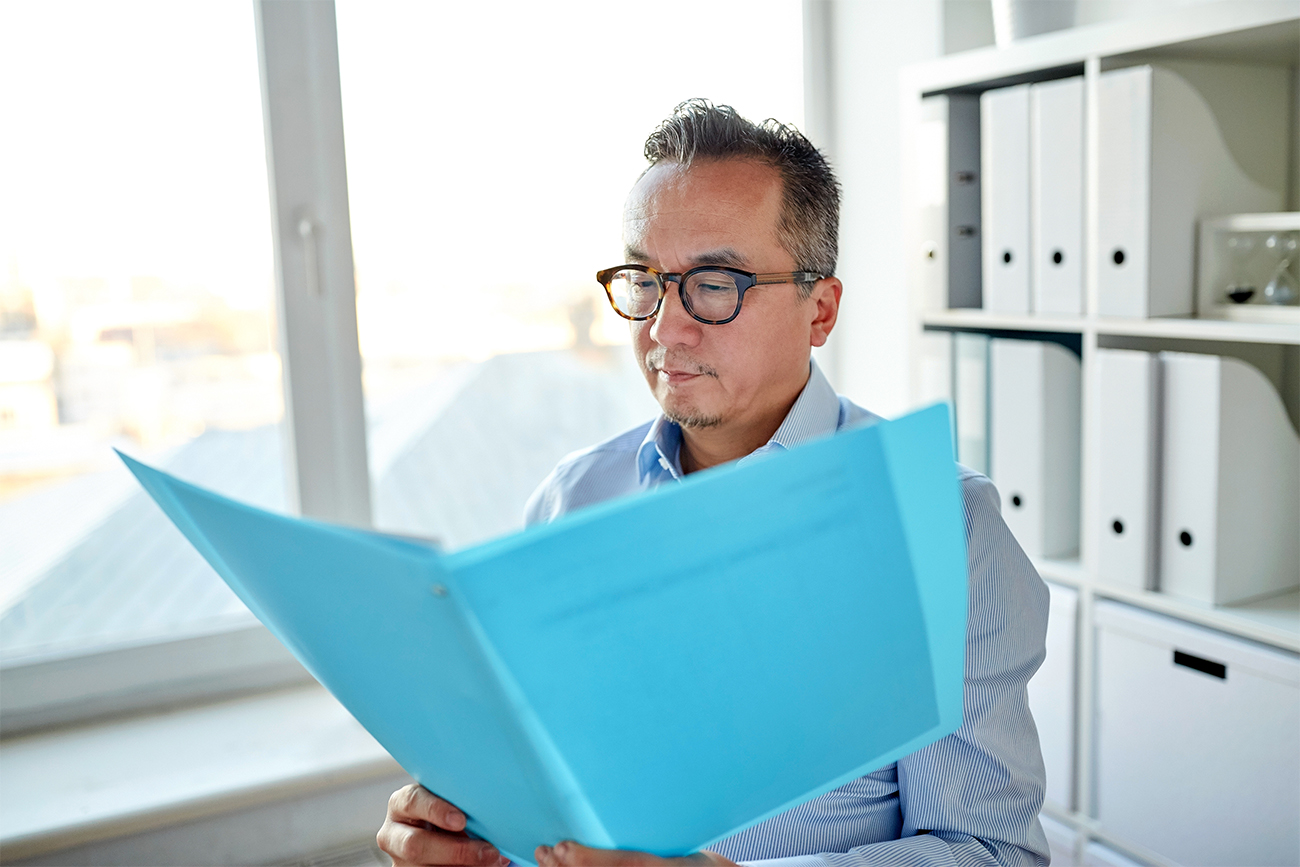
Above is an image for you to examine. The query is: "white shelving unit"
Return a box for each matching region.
[924,307,1300,345]
[901,5,1300,865]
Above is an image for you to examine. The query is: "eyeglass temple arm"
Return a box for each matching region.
[754,271,826,285]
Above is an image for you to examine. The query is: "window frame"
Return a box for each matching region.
[0,0,368,734]
[0,621,313,736]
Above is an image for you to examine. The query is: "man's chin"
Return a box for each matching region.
[646,377,724,429]
[662,405,723,430]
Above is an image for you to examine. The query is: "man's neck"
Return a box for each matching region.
[677,382,806,475]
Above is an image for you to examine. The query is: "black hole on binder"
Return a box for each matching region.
[1002,250,1013,265]
[956,225,977,238]
[1180,530,1193,547]
[1174,650,1226,680]
[1052,250,1064,265]
[1112,248,1126,265]
[1011,494,1023,508]
[955,171,976,184]
[1112,520,1124,535]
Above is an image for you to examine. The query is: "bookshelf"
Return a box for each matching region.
[923,308,1300,344]
[902,4,1300,864]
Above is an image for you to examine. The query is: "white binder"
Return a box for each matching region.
[916,96,949,313]
[1160,352,1300,605]
[989,338,1081,558]
[981,84,1031,314]
[916,95,982,311]
[1097,63,1288,318]
[1031,76,1083,316]
[1028,580,1077,810]
[953,332,990,476]
[1095,349,1159,591]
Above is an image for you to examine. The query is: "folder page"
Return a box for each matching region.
[118,404,968,864]
[119,452,585,859]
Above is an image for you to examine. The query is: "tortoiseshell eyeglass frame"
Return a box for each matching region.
[596,264,826,326]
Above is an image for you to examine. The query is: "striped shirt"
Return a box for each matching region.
[524,361,1051,867]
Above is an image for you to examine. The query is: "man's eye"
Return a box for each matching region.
[697,282,730,293]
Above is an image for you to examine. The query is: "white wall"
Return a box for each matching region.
[806,0,943,419]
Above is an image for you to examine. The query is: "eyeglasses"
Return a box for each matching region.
[597,264,825,325]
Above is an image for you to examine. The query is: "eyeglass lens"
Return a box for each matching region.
[607,268,741,321]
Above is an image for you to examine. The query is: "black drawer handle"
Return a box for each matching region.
[1174,650,1226,680]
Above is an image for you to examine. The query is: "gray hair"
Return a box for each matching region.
[642,98,840,297]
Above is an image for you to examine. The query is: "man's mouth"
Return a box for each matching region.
[648,363,718,384]
[645,353,718,381]
[657,368,702,384]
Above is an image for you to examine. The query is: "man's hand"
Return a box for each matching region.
[535,841,738,867]
[376,784,509,867]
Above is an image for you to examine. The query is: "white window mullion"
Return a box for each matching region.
[255,0,371,527]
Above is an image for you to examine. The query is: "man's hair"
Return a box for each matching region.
[642,98,840,297]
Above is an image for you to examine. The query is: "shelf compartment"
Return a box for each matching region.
[1095,316,1300,345]
[1092,600,1300,866]
[1090,585,1300,653]
[1032,557,1088,587]
[921,310,1300,345]
[903,3,1299,95]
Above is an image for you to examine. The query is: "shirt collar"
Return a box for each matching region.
[635,359,841,485]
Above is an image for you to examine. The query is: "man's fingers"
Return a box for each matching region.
[537,841,657,867]
[536,842,738,867]
[377,820,503,866]
[388,783,467,831]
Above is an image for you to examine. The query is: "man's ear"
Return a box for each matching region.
[808,277,842,347]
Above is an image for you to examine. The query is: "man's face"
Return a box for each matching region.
[622,158,836,431]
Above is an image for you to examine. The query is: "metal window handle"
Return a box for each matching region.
[298,216,322,297]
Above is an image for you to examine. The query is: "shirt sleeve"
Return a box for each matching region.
[734,470,1052,867]
[523,466,562,527]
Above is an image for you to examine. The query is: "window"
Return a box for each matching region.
[1,0,805,728]
[336,0,805,548]
[0,2,280,682]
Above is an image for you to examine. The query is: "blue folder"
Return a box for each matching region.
[119,403,967,865]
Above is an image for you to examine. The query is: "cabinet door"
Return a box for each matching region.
[1094,602,1300,866]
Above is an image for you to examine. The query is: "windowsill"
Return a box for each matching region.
[0,683,402,860]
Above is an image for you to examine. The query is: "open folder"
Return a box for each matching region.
[119,403,968,865]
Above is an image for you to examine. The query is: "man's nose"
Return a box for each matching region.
[649,279,702,347]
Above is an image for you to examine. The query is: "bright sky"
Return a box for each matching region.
[0,1,271,308]
[0,0,804,351]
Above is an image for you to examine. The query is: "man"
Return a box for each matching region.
[377,100,1051,867]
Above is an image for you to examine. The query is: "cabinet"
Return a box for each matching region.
[1094,601,1300,866]
[901,4,1300,864]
